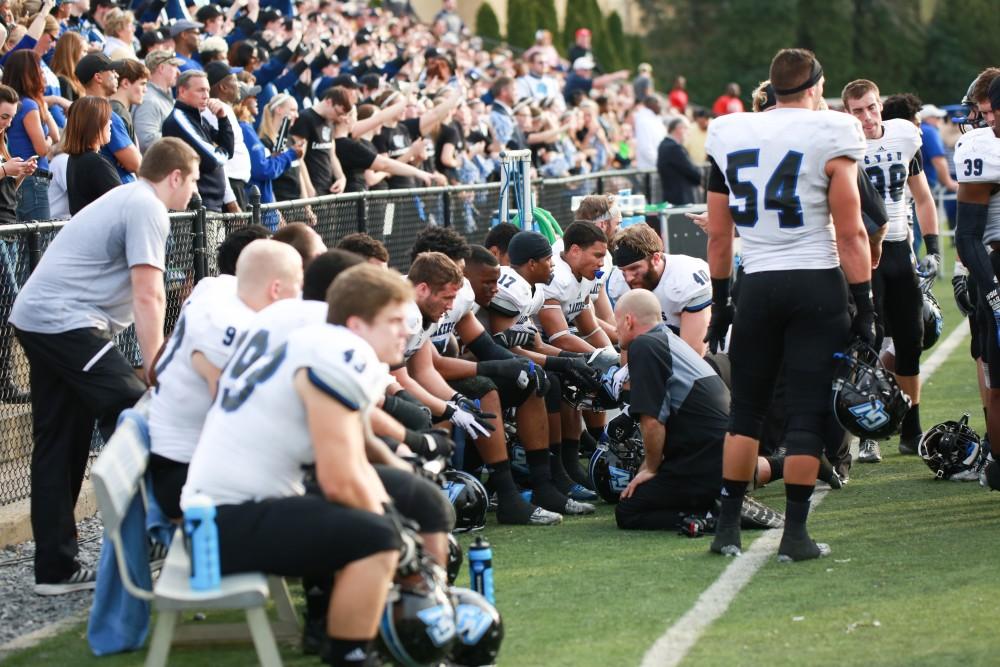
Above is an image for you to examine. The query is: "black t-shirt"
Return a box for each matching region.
[628,324,726,487]
[434,121,464,183]
[335,136,378,193]
[402,117,436,174]
[262,135,302,202]
[291,108,333,195]
[67,151,123,215]
[0,169,15,225]
[373,123,416,189]
[359,138,389,191]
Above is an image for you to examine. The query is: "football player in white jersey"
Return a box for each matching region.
[704,49,873,562]
[954,76,1000,490]
[610,223,712,356]
[394,252,563,526]
[843,79,941,460]
[148,240,303,518]
[567,194,623,343]
[182,266,421,667]
[484,222,521,266]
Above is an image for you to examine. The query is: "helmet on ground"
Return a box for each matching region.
[378,568,457,667]
[589,413,644,503]
[832,341,911,439]
[920,278,943,350]
[918,413,984,480]
[562,348,622,412]
[442,470,488,533]
[446,533,463,585]
[448,587,504,666]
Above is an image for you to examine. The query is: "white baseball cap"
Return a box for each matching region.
[572,56,596,71]
[919,104,947,119]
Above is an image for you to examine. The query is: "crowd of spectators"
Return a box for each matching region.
[0,0,779,230]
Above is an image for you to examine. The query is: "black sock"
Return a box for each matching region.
[304,577,332,622]
[586,425,605,442]
[785,482,814,504]
[901,403,921,438]
[561,438,592,487]
[718,478,747,527]
[548,442,575,492]
[489,460,519,498]
[526,448,552,484]
[721,478,748,501]
[764,456,784,482]
[324,638,371,666]
[579,429,599,455]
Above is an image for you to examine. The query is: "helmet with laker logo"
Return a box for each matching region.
[832,341,911,439]
[918,413,985,480]
[441,470,488,533]
[448,587,504,666]
[378,565,457,667]
[589,413,645,503]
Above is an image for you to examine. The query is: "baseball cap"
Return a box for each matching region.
[330,74,360,89]
[199,36,229,57]
[575,28,591,39]
[145,50,183,70]
[194,4,223,22]
[204,60,235,88]
[238,81,261,101]
[168,19,202,38]
[918,103,947,120]
[258,8,282,25]
[572,56,595,71]
[75,53,115,84]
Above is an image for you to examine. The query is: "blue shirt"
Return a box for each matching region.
[8,98,48,169]
[176,53,203,73]
[920,121,946,188]
[100,113,136,184]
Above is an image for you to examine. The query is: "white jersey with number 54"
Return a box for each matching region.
[705,108,866,274]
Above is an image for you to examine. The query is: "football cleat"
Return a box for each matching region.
[567,483,599,502]
[980,455,1000,491]
[527,507,562,525]
[777,536,831,563]
[898,434,921,456]
[858,439,882,463]
[709,524,742,557]
[562,498,596,515]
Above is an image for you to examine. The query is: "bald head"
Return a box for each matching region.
[236,239,305,311]
[615,289,663,348]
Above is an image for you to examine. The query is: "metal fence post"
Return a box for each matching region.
[190,194,208,282]
[442,188,451,228]
[644,171,654,202]
[596,175,604,194]
[26,227,41,273]
[248,185,261,228]
[356,195,368,233]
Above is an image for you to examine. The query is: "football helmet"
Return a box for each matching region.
[959,77,989,134]
[920,277,943,351]
[448,587,505,667]
[446,533,463,585]
[442,470,488,533]
[379,568,457,667]
[589,413,645,503]
[561,348,622,412]
[918,413,985,480]
[832,341,911,439]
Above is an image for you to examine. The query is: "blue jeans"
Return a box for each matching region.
[16,175,51,222]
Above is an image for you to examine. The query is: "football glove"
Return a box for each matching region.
[477,358,535,389]
[402,428,455,462]
[443,395,496,440]
[705,278,733,355]
[493,327,535,349]
[849,282,877,348]
[545,355,602,391]
[917,253,941,280]
[952,274,974,317]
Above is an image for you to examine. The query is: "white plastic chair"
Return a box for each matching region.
[90,400,300,667]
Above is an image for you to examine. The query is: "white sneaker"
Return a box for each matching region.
[528,507,563,525]
[34,567,97,596]
[858,439,882,463]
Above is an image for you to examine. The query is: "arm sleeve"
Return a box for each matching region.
[908,148,924,176]
[706,156,729,194]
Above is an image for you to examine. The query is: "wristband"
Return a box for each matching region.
[849,281,874,314]
[711,277,731,306]
[402,429,423,451]
[923,234,940,257]
[440,403,455,420]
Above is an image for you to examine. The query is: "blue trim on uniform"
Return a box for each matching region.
[306,368,360,411]
[683,300,713,313]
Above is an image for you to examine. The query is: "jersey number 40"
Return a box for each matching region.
[726,149,804,228]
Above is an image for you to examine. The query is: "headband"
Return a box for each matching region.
[612,244,647,268]
[772,59,823,96]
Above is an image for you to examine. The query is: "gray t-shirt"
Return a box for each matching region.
[9,180,169,335]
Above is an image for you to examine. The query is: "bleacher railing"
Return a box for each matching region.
[0,168,661,507]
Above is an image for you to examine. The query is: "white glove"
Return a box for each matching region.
[446,401,495,440]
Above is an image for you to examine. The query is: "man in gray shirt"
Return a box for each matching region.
[133,51,182,154]
[9,138,199,595]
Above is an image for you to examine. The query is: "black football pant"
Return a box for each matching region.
[872,240,923,376]
[14,326,146,584]
[615,471,718,531]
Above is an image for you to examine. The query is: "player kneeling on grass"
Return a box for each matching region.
[181,266,434,667]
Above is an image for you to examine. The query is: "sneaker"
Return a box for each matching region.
[567,483,598,502]
[34,567,97,595]
[526,507,562,525]
[898,435,921,456]
[858,439,882,463]
[562,498,596,515]
[950,468,981,482]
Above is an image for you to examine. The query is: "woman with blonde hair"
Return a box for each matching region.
[259,92,312,201]
[102,9,137,60]
[63,96,120,214]
[50,30,85,102]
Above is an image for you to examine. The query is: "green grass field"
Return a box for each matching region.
[4,244,992,667]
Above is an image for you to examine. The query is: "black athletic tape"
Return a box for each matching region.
[923,233,940,257]
[848,281,874,315]
[772,59,823,95]
[711,277,731,307]
[467,330,515,361]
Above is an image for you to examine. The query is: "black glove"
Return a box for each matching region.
[849,281,877,348]
[953,274,974,317]
[403,428,455,461]
[546,355,601,391]
[477,358,534,389]
[493,328,534,349]
[705,278,734,354]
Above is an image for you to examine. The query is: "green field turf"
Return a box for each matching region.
[4,244,991,667]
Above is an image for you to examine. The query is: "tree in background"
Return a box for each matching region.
[605,11,627,72]
[475,2,501,43]
[506,0,536,49]
[918,0,1000,103]
[536,0,560,46]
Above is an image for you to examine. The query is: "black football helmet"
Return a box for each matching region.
[959,76,989,134]
[918,413,985,480]
[378,567,457,667]
[589,413,644,503]
[442,470,488,533]
[446,533,463,585]
[920,277,943,350]
[448,587,505,667]
[832,341,911,439]
[561,348,622,412]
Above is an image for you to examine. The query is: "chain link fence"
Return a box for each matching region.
[0,168,661,506]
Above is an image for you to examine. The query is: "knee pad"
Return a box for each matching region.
[783,414,827,457]
[728,405,766,441]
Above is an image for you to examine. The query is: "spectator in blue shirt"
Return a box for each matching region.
[76,53,141,182]
[918,104,958,193]
[3,50,59,221]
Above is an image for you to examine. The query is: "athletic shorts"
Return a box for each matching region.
[872,240,923,376]
[728,268,850,457]
[149,453,188,520]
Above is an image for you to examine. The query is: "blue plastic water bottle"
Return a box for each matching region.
[469,536,495,604]
[183,494,221,592]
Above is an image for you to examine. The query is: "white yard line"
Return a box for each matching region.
[640,321,970,667]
